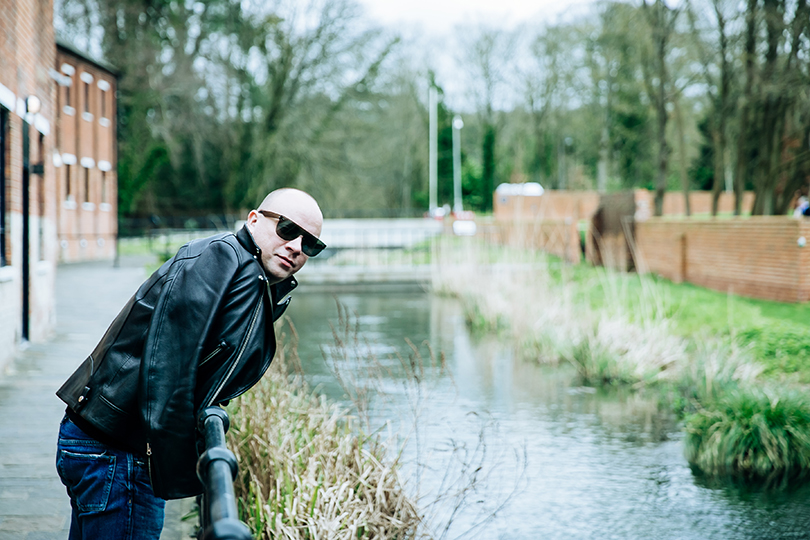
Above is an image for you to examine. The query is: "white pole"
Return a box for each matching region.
[429,86,438,215]
[452,115,464,214]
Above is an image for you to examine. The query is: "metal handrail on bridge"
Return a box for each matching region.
[196,407,252,540]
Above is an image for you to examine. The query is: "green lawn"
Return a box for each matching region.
[555,261,810,382]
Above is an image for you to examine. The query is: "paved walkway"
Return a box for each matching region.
[0,257,194,540]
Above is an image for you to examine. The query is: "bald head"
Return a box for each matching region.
[258,189,322,220]
[246,188,324,283]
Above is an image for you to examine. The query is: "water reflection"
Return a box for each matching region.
[286,291,810,540]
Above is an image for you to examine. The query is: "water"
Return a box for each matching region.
[286,291,810,540]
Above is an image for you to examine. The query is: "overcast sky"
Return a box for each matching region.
[354,0,597,111]
[357,0,573,35]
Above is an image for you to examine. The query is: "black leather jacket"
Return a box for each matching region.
[57,226,295,499]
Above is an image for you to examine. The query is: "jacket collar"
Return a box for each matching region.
[236,224,298,301]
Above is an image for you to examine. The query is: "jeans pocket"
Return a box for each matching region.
[57,449,117,513]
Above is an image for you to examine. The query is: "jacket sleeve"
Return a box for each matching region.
[138,239,240,499]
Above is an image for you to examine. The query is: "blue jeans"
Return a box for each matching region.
[56,415,166,540]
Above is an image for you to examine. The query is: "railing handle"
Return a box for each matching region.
[196,406,252,540]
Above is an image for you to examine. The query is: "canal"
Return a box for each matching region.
[287,290,810,539]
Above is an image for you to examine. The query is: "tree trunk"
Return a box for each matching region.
[653,48,669,216]
[711,128,725,216]
[597,125,609,193]
[482,124,496,212]
[674,95,691,216]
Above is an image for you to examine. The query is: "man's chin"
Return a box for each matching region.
[265,263,295,283]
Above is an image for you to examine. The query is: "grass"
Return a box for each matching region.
[227,332,422,539]
[433,235,810,485]
[684,388,810,486]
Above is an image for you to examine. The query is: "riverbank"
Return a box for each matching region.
[434,237,810,485]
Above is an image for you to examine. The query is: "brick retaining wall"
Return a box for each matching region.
[634,217,810,302]
[482,219,581,264]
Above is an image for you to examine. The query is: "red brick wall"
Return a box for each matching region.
[481,219,581,264]
[494,190,600,222]
[634,190,756,217]
[496,189,757,224]
[635,217,810,302]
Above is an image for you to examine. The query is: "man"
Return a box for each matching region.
[55,188,325,539]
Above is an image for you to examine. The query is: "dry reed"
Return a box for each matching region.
[227,332,423,539]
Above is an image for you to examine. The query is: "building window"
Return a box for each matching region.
[0,107,8,266]
[84,81,90,114]
[65,83,71,108]
[65,164,72,201]
[100,89,107,119]
[101,170,107,204]
[84,167,90,203]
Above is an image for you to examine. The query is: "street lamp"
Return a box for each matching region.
[25,95,41,115]
[452,115,464,214]
[21,95,41,342]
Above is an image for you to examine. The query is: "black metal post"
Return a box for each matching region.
[196,406,252,540]
[21,118,30,341]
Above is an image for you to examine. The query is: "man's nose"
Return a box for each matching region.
[285,235,304,254]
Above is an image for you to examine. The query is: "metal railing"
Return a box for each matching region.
[196,407,252,540]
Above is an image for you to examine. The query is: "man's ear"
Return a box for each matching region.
[246,210,259,230]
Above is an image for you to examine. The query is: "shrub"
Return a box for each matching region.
[684,388,810,484]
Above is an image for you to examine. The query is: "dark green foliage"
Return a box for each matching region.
[690,117,714,191]
[685,389,810,483]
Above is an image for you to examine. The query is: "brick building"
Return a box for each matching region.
[0,0,58,369]
[54,43,118,262]
[0,0,118,370]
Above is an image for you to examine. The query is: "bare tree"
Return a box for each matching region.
[641,0,680,217]
[458,24,516,210]
[687,0,736,216]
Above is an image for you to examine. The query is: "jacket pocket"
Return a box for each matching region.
[199,340,230,368]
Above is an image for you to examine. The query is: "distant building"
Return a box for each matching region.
[54,43,118,262]
[0,0,118,370]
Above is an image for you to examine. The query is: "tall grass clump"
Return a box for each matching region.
[227,342,421,539]
[433,237,687,388]
[684,388,810,485]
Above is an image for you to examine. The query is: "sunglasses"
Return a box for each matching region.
[257,210,326,257]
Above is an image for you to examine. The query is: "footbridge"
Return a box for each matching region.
[295,218,444,290]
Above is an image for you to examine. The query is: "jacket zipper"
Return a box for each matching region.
[146,442,153,484]
[205,299,263,408]
[199,340,228,368]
